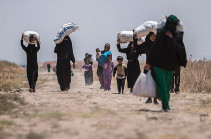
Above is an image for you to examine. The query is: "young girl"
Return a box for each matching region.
[134,32,159,104]
[103,54,114,91]
[82,59,93,86]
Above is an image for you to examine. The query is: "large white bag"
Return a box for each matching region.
[23,31,40,44]
[117,31,145,45]
[54,22,79,44]
[117,31,133,43]
[134,21,158,38]
[157,16,184,32]
[133,70,156,98]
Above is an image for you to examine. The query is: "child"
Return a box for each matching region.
[84,53,89,64]
[88,54,94,83]
[96,48,104,89]
[113,56,127,94]
[103,54,114,91]
[96,48,101,61]
[82,59,93,86]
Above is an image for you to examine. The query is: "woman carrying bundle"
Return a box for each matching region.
[117,40,140,92]
[21,34,40,93]
[54,36,76,91]
[148,15,187,112]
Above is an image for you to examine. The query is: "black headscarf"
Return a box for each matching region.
[145,32,155,43]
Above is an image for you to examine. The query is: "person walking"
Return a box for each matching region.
[82,59,93,86]
[103,54,114,91]
[47,63,51,73]
[117,40,140,92]
[149,15,187,112]
[54,35,76,91]
[113,56,127,94]
[21,34,40,93]
[170,66,181,93]
[96,48,104,89]
[134,32,159,104]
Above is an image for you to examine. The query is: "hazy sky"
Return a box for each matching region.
[0,0,211,65]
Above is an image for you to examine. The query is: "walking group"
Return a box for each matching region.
[21,15,187,112]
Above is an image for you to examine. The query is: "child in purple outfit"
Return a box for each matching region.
[103,54,114,91]
[82,59,93,86]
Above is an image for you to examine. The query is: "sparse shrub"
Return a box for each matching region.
[0,93,26,115]
[26,132,45,139]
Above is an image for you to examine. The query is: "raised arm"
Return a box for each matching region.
[21,34,27,52]
[117,44,128,53]
[36,39,40,52]
[134,39,146,55]
[133,33,146,55]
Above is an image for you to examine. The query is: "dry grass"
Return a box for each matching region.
[0,60,27,92]
[180,57,211,93]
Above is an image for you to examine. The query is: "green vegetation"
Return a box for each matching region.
[26,132,45,139]
[0,93,26,115]
[0,120,15,130]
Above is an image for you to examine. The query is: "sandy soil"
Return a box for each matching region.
[0,69,211,139]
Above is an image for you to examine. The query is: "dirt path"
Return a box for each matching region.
[1,69,211,139]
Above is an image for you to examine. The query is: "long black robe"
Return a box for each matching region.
[149,30,187,70]
[117,43,140,88]
[21,40,40,89]
[54,36,75,91]
[134,34,156,81]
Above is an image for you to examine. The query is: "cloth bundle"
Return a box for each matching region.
[157,16,184,32]
[23,31,40,45]
[54,22,79,44]
[117,31,145,45]
[134,21,158,38]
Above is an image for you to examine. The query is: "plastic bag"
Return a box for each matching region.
[117,31,145,45]
[157,16,184,32]
[23,31,40,45]
[134,21,158,38]
[98,51,112,67]
[54,22,79,44]
[133,70,156,98]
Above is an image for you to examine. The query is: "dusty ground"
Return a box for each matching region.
[0,69,211,139]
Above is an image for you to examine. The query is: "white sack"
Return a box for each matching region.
[134,21,158,38]
[117,31,133,43]
[117,31,145,45]
[23,31,40,45]
[54,22,79,44]
[157,16,184,32]
[137,37,145,45]
[133,70,156,98]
